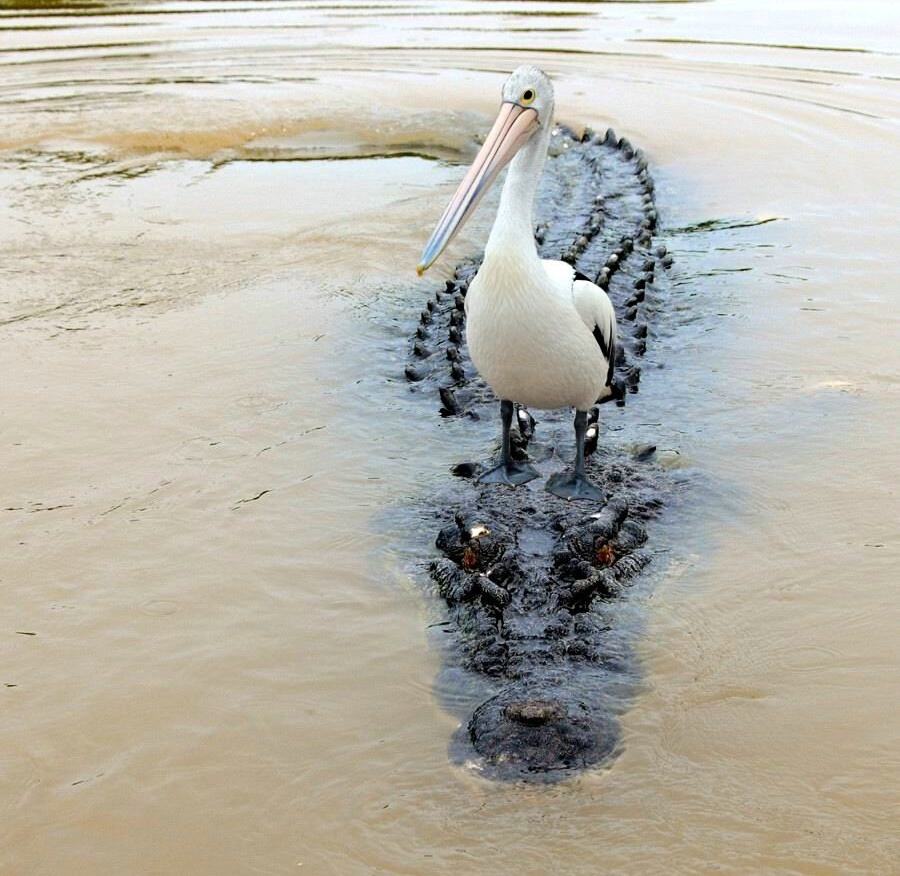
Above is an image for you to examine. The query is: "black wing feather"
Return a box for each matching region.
[573,267,616,389]
[592,322,616,388]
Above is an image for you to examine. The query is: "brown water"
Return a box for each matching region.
[2,1,898,873]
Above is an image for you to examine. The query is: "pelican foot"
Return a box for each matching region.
[545,470,605,502]
[478,459,539,488]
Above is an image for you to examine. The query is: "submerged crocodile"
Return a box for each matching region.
[403,126,674,781]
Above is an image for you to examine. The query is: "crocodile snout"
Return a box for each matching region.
[467,686,618,779]
[503,699,565,726]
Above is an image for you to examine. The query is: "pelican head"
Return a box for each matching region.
[417,66,554,275]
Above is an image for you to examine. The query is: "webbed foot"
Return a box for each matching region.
[478,459,539,487]
[545,470,605,502]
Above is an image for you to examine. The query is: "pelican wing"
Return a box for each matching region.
[539,258,617,391]
[573,278,617,391]
[539,259,578,303]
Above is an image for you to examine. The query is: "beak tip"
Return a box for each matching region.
[416,262,428,277]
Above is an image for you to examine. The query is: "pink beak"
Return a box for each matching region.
[417,101,539,275]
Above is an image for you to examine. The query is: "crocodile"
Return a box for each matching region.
[403,126,674,782]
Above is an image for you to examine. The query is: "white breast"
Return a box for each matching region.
[465,257,607,411]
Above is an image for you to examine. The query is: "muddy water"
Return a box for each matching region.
[2,1,898,873]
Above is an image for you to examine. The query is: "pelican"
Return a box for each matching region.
[417,66,616,501]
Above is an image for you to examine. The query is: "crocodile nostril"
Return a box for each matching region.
[503,699,565,726]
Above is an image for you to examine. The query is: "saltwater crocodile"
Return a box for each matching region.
[403,126,674,781]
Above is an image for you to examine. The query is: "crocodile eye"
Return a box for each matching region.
[521,89,535,105]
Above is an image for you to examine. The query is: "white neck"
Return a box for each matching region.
[483,116,552,272]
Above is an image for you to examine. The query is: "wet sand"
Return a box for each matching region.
[2,1,899,873]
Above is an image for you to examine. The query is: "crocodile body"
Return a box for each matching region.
[404,127,674,781]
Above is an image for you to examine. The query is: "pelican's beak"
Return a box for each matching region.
[417,101,539,275]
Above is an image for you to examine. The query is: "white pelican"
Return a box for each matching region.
[417,66,617,501]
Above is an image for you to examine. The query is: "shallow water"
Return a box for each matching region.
[2,1,898,873]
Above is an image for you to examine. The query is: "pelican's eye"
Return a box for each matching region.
[521,89,535,106]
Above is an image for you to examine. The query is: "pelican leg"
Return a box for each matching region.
[546,410,605,502]
[478,399,539,487]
